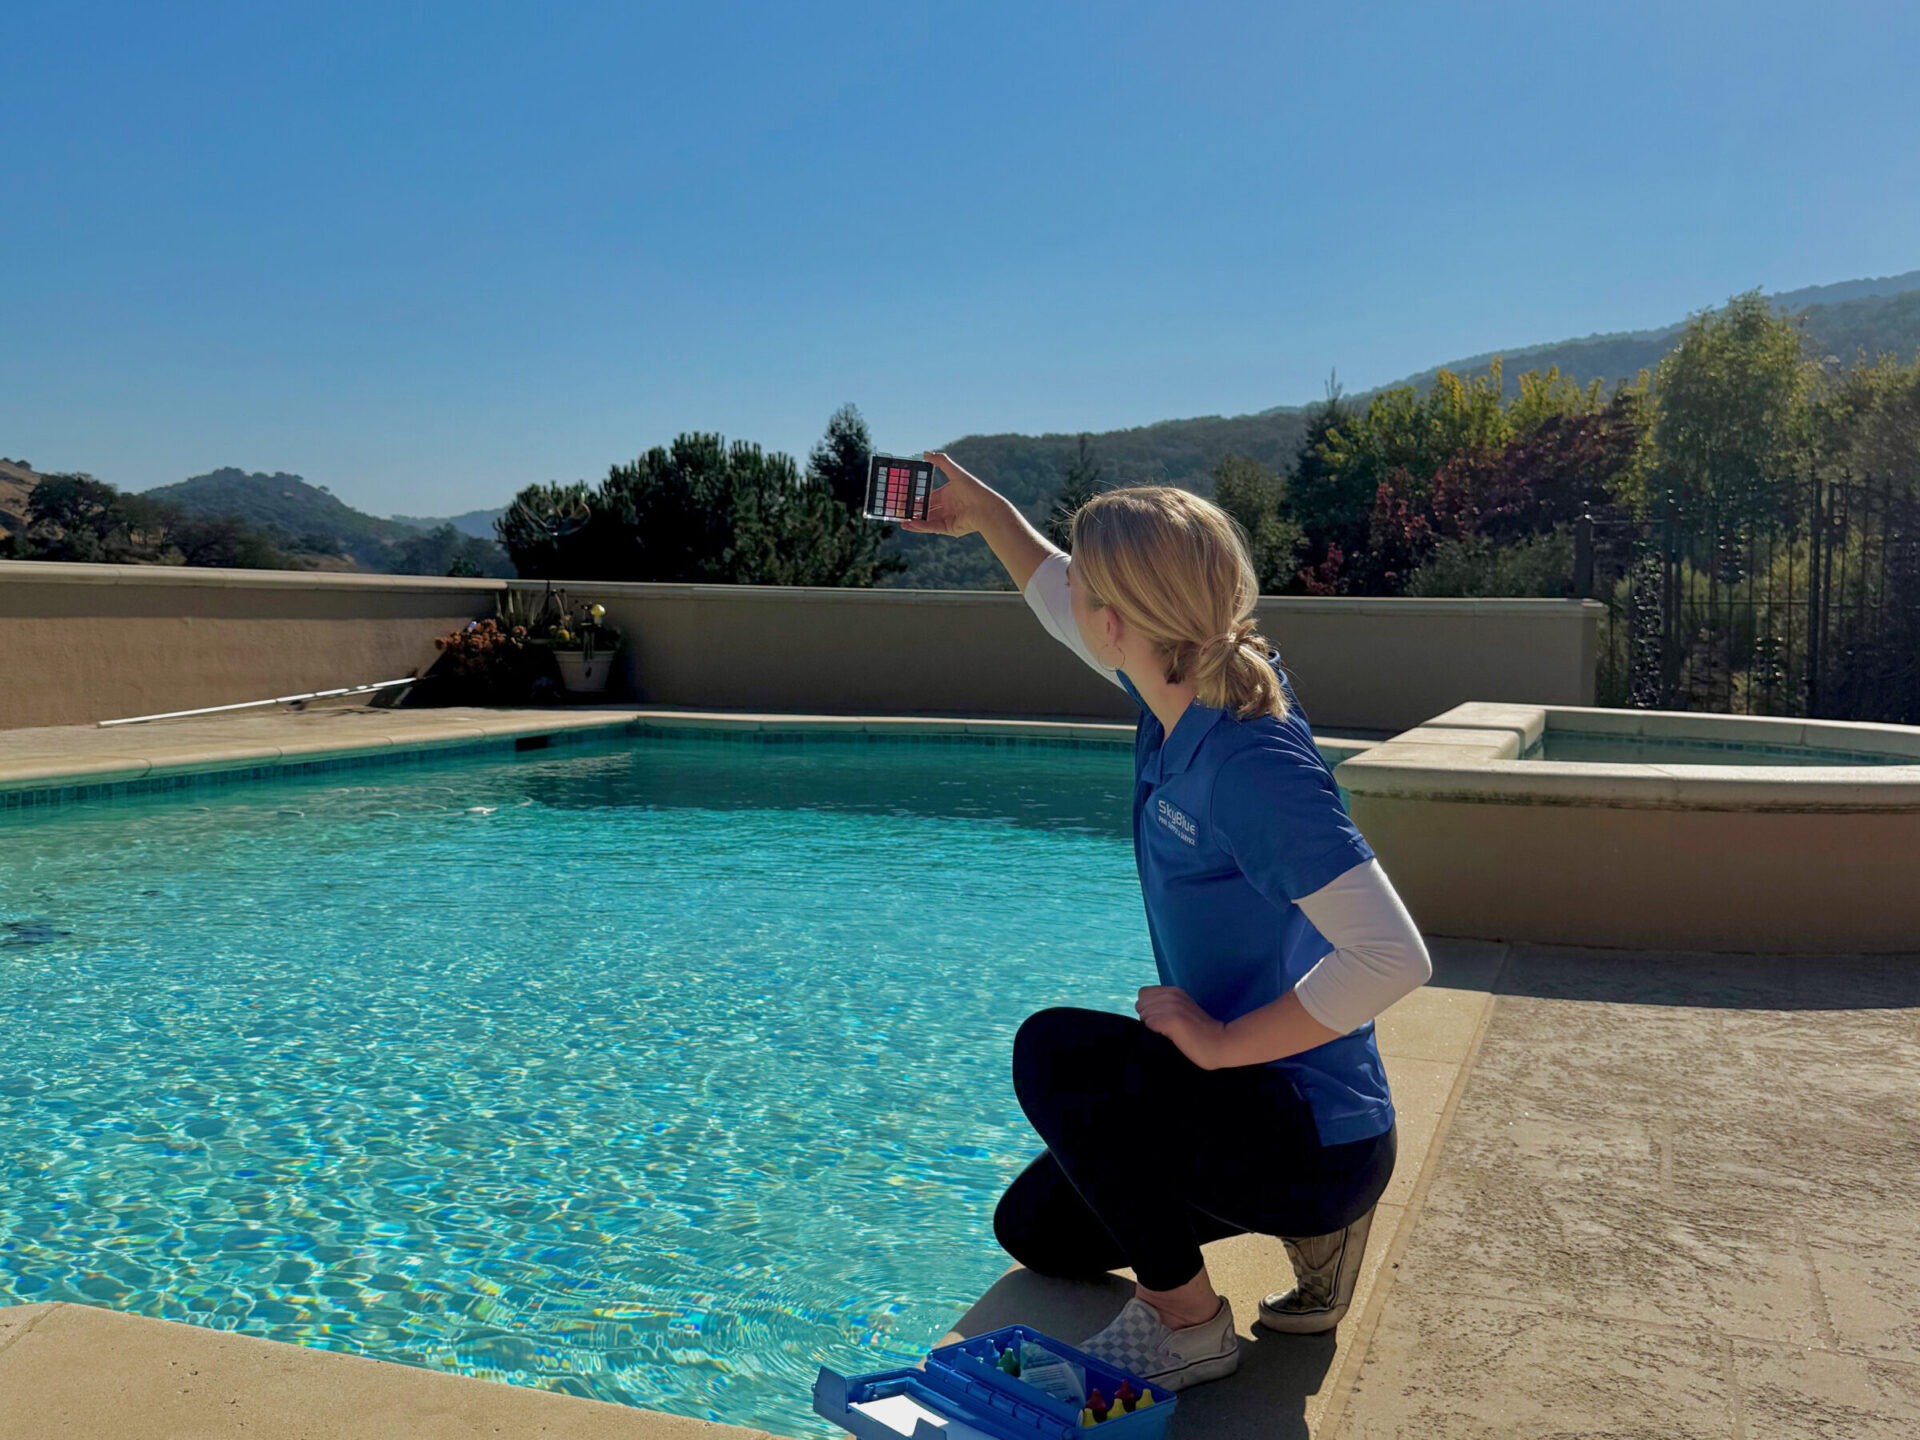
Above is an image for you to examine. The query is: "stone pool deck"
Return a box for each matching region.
[2,706,1915,1437]
[1327,944,1920,1440]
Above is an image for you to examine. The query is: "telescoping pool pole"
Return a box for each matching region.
[97,677,418,727]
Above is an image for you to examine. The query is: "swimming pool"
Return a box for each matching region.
[0,732,1171,1436]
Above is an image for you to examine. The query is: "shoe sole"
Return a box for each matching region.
[1145,1344,1241,1392]
[1255,1302,1348,1334]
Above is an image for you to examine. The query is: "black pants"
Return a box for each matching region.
[995,1006,1396,1293]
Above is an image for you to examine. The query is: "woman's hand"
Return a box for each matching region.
[1135,985,1231,1070]
[901,451,988,539]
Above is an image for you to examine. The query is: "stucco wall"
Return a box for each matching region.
[0,561,1601,731]
[592,585,1601,731]
[0,563,499,730]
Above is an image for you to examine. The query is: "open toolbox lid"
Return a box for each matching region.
[814,1323,1176,1440]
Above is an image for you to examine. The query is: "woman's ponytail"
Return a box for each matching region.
[1069,489,1289,723]
[1181,619,1283,720]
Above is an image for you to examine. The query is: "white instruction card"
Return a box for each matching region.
[850,1393,1001,1439]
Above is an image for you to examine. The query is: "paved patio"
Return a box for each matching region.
[2,707,1915,1436]
[1327,944,1920,1439]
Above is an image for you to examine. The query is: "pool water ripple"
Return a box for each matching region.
[0,736,1144,1435]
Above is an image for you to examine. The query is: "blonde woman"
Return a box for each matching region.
[902,452,1432,1393]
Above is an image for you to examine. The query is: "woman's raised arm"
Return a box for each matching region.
[902,450,1058,592]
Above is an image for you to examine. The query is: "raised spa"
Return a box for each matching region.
[1335,703,1920,952]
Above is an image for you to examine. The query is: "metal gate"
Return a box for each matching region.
[1579,474,1920,723]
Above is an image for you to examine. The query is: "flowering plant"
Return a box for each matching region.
[426,616,546,704]
[425,587,558,704]
[432,616,530,678]
[537,597,621,658]
[419,588,621,705]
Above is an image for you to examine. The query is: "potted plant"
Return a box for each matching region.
[421,587,565,706]
[425,614,549,706]
[539,594,623,697]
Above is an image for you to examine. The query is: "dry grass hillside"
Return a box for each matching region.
[0,458,41,534]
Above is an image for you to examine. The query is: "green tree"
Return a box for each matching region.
[1653,290,1816,529]
[1505,365,1610,438]
[162,512,291,569]
[802,403,905,577]
[1212,453,1304,593]
[1282,380,1354,557]
[13,473,125,561]
[3,473,298,568]
[1289,367,1511,591]
[14,475,146,563]
[1045,434,1104,550]
[1328,364,1513,506]
[393,523,513,578]
[1811,351,1920,489]
[1285,361,1655,595]
[498,433,907,586]
[808,403,874,514]
[495,481,595,579]
[1405,530,1578,598]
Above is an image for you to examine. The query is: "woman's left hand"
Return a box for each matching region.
[1136,986,1230,1070]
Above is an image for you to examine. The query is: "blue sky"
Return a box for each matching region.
[5,1,1917,516]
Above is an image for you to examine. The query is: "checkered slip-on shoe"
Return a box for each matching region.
[1076,1295,1240,1392]
[1256,1206,1376,1334]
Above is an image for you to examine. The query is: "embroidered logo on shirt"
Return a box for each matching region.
[1155,798,1198,845]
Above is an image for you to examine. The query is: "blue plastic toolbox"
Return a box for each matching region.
[814,1323,1177,1439]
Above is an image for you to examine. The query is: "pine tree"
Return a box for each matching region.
[807,403,873,515]
[1046,434,1103,550]
[1213,454,1304,593]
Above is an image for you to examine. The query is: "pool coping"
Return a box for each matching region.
[1335,701,1920,811]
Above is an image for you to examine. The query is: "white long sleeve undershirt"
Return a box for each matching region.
[1292,858,1432,1035]
[1020,551,1126,691]
[1021,549,1432,1035]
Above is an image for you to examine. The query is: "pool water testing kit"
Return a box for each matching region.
[814,1323,1177,1439]
[865,454,935,523]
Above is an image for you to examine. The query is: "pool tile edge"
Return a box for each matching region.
[0,708,1143,812]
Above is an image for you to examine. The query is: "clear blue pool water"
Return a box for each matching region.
[0,733,1164,1437]
[1534,730,1913,767]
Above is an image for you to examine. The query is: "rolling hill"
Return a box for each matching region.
[1372,269,1920,400]
[139,468,421,567]
[10,270,1915,588]
[135,470,511,575]
[891,271,1920,588]
[0,458,39,534]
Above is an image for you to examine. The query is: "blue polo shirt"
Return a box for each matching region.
[1117,655,1395,1146]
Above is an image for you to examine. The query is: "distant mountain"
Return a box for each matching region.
[13,271,1915,592]
[388,507,508,541]
[139,468,419,567]
[1373,269,1920,400]
[880,410,1318,589]
[893,272,1920,589]
[138,469,511,575]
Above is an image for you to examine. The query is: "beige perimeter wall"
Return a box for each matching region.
[0,564,499,731]
[0,561,1602,732]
